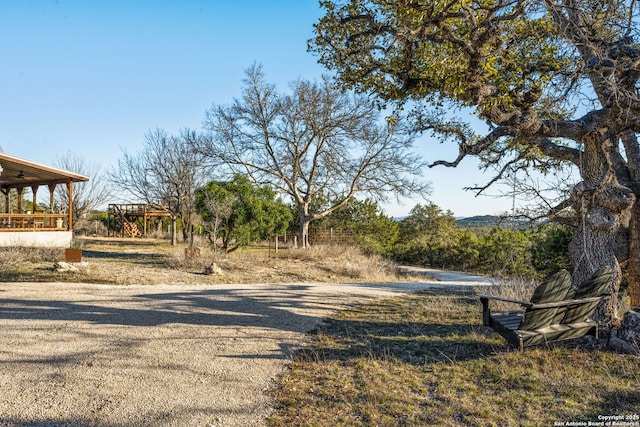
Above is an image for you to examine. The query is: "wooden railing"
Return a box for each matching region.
[0,213,69,231]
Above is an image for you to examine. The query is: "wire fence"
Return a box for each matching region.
[269,228,357,249]
[308,228,357,245]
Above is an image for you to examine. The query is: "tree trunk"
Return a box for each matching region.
[171,216,177,246]
[620,131,640,312]
[300,218,311,249]
[568,133,638,327]
[298,202,313,249]
[569,214,623,326]
[182,219,190,241]
[628,201,640,311]
[569,174,634,326]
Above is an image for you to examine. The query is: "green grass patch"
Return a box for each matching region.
[268,291,639,426]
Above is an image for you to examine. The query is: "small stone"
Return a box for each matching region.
[203,262,223,275]
[53,261,81,272]
[618,310,640,353]
[608,335,639,355]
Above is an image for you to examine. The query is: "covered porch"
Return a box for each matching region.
[0,152,89,247]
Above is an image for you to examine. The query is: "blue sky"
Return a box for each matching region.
[0,1,519,217]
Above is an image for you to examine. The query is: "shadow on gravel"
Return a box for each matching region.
[0,284,495,365]
[0,285,344,337]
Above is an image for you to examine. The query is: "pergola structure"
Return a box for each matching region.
[0,152,89,247]
[107,204,172,238]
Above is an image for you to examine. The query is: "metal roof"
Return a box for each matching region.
[0,152,89,189]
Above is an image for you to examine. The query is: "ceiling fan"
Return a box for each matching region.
[16,171,25,179]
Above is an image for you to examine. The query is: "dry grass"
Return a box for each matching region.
[480,276,540,311]
[0,246,62,269]
[0,237,400,285]
[268,291,640,426]
[285,245,399,281]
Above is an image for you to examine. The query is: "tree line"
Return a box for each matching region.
[391,203,573,280]
[310,198,573,281]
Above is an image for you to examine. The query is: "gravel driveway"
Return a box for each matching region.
[0,273,489,426]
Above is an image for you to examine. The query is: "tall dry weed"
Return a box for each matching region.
[481,276,540,311]
[0,247,62,272]
[165,245,224,271]
[287,245,398,281]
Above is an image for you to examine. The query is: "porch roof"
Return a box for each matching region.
[0,152,89,190]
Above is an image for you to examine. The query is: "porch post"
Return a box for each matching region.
[16,186,24,212]
[2,189,8,213]
[66,181,73,231]
[31,185,38,212]
[48,184,56,227]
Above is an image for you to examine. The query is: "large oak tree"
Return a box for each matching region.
[200,65,428,248]
[312,0,640,325]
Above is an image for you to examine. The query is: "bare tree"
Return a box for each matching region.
[109,128,211,244]
[54,151,112,228]
[198,191,233,251]
[200,65,429,247]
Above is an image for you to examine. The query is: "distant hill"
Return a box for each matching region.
[456,215,533,229]
[391,214,542,229]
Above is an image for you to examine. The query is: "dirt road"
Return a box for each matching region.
[0,275,488,426]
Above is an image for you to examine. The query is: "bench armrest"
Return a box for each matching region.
[478,295,532,307]
[479,295,530,326]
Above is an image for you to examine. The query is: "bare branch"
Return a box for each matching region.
[429,126,513,168]
[54,152,113,227]
[108,128,212,241]
[200,65,429,246]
